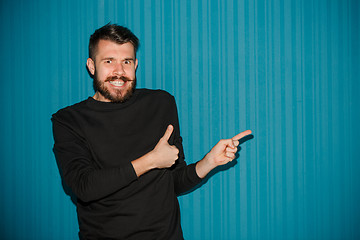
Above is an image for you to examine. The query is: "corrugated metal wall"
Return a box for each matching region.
[0,0,359,239]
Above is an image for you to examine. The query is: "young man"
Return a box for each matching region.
[52,24,251,239]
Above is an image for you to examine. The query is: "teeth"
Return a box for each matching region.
[110,81,124,87]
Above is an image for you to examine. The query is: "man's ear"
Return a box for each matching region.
[135,58,139,71]
[87,58,95,76]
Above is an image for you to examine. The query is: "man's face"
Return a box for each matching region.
[87,40,138,103]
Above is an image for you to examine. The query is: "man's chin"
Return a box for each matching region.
[108,88,135,103]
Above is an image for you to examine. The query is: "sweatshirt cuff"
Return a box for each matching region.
[122,162,139,181]
[187,163,203,184]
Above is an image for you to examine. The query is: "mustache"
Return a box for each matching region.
[105,75,135,82]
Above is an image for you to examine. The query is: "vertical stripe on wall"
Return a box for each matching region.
[0,0,359,239]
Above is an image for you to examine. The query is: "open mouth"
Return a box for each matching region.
[106,76,133,87]
[109,80,125,87]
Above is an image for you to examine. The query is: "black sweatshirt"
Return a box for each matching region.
[52,89,202,240]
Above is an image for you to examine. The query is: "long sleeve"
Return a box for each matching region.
[52,117,138,203]
[167,96,202,195]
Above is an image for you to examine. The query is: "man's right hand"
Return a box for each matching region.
[131,125,179,177]
[150,125,179,169]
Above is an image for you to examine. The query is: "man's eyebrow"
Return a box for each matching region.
[123,57,135,61]
[100,57,115,61]
[100,57,135,61]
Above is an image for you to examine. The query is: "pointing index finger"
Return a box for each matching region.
[232,130,252,141]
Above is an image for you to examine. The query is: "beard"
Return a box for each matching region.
[93,72,137,103]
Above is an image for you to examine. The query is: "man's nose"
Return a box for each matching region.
[113,63,125,75]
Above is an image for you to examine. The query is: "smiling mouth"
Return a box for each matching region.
[109,80,125,87]
[106,76,134,87]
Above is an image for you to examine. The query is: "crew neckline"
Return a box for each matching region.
[86,89,141,111]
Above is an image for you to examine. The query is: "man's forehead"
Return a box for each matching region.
[95,40,136,58]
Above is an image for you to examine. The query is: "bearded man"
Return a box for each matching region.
[52,24,251,240]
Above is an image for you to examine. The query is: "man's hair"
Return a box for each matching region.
[89,23,139,60]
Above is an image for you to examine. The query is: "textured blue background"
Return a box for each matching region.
[0,0,359,239]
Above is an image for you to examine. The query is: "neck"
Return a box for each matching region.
[93,92,110,102]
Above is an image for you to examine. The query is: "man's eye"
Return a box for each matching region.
[105,60,112,64]
[124,60,132,64]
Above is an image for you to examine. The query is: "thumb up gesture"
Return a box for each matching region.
[151,125,180,169]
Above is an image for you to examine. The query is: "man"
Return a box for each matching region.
[52,24,251,240]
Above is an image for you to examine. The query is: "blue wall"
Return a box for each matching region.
[0,0,359,239]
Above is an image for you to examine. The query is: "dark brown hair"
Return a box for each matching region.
[89,23,139,60]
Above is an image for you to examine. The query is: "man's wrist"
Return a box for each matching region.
[131,151,156,177]
[195,154,217,179]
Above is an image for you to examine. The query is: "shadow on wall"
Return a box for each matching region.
[180,134,254,196]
